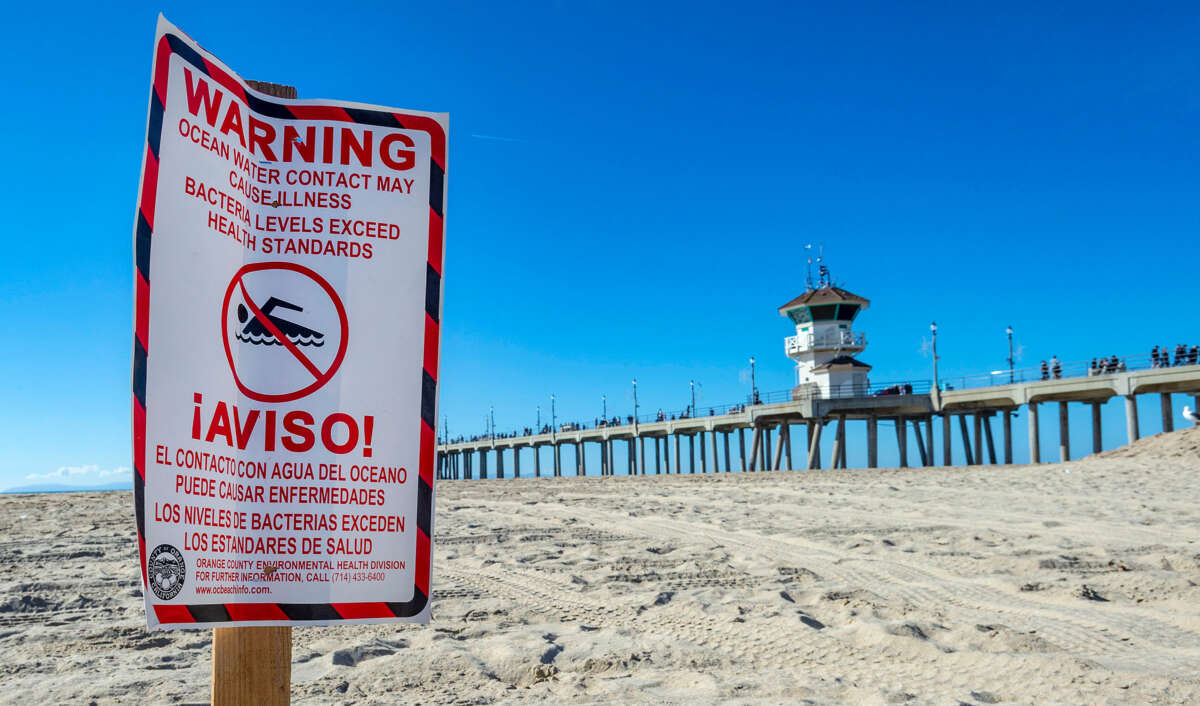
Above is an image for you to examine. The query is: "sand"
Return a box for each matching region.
[2,428,1200,704]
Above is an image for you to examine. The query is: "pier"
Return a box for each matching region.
[437,362,1200,479]
[436,277,1200,479]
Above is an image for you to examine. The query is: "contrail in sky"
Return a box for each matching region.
[470,133,529,143]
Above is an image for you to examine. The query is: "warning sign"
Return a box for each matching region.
[131,16,446,630]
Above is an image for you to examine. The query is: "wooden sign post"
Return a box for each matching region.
[212,626,292,705]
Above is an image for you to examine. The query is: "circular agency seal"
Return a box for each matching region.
[148,544,186,601]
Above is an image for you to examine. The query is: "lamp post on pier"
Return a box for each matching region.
[550,394,558,477]
[1006,325,1015,384]
[689,380,696,418]
[931,322,940,406]
[749,356,757,404]
[489,405,495,441]
[602,394,607,423]
[632,379,639,432]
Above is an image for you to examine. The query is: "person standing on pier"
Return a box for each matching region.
[1040,360,1050,380]
[1050,356,1062,379]
[1152,346,1160,367]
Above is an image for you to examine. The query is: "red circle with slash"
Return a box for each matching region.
[221,262,349,403]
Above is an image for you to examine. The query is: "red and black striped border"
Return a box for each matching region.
[133,30,444,626]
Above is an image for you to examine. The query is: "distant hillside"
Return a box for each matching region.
[2,481,132,495]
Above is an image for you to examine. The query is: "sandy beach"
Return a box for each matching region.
[2,428,1199,704]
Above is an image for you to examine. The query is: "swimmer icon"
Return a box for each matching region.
[235,297,325,347]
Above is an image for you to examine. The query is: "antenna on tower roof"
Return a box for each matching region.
[816,244,829,287]
[804,244,814,290]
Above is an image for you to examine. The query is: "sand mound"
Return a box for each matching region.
[1094,424,1200,460]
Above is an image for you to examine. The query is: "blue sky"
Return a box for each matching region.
[1,2,1198,488]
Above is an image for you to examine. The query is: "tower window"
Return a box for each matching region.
[787,308,812,324]
[810,304,839,321]
[836,304,859,320]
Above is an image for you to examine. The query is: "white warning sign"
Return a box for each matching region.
[131,16,446,630]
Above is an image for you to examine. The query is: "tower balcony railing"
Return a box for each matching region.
[785,330,866,355]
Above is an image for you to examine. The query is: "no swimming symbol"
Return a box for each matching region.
[221,262,348,403]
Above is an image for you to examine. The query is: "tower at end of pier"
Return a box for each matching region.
[779,284,871,400]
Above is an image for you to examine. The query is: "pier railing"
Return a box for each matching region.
[939,351,1197,391]
[448,379,934,442]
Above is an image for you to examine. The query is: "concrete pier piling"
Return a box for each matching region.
[982,414,997,465]
[1058,401,1070,463]
[1028,402,1040,464]
[1161,393,1173,434]
[827,417,841,469]
[912,418,928,467]
[835,420,844,468]
[866,416,878,468]
[676,432,686,477]
[1002,411,1013,464]
[942,413,952,465]
[958,415,974,466]
[1091,403,1102,455]
[972,414,983,467]
[724,432,732,472]
[923,418,934,467]
[806,422,822,470]
[1125,395,1139,444]
[712,431,722,473]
